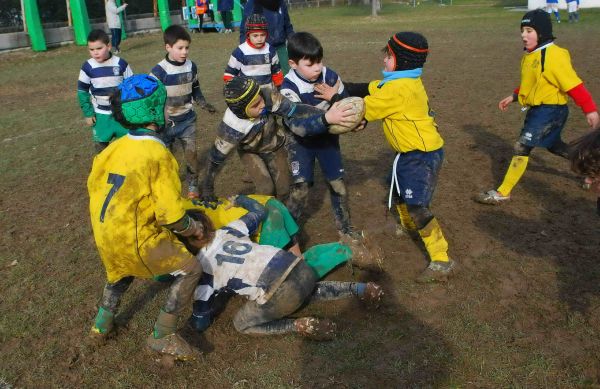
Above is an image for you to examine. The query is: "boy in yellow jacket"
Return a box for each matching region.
[475,9,599,205]
[319,32,454,283]
[88,75,204,361]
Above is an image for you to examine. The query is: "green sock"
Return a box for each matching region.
[303,242,352,279]
[93,307,114,334]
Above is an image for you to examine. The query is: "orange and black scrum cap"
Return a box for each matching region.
[387,32,429,71]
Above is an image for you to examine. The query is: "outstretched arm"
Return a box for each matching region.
[232,195,267,235]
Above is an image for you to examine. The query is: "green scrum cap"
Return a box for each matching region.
[117,74,167,127]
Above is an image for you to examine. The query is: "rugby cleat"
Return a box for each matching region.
[474,190,510,205]
[294,317,336,341]
[416,259,456,284]
[339,232,384,272]
[146,333,199,361]
[359,282,384,308]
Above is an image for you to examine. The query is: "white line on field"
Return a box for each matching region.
[2,126,64,143]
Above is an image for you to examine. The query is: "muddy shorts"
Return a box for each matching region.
[287,134,344,184]
[232,260,318,332]
[519,105,568,148]
[162,111,197,148]
[392,148,444,207]
[92,113,129,142]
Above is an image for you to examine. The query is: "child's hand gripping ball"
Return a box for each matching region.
[328,97,366,135]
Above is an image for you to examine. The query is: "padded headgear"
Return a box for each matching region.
[521,9,554,47]
[224,76,261,119]
[387,32,429,71]
[117,74,167,126]
[245,13,268,34]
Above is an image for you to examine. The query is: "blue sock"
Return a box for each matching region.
[353,283,367,297]
[554,11,560,21]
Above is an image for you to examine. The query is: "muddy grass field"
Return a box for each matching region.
[2,2,600,387]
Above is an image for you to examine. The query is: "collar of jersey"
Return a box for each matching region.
[165,54,186,66]
[127,130,166,146]
[527,41,554,53]
[378,68,422,87]
[292,69,323,85]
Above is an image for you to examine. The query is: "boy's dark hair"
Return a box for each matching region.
[180,210,216,255]
[163,25,191,46]
[287,32,323,64]
[87,29,110,45]
[570,129,600,178]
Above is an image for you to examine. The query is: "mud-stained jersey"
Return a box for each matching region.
[193,219,301,305]
[88,132,194,283]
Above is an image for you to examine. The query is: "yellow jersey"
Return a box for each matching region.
[88,133,195,283]
[518,43,582,107]
[364,77,444,153]
[184,194,272,239]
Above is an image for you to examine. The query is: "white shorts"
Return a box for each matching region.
[567,2,578,12]
[546,3,558,11]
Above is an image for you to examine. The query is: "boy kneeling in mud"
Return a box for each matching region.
[182,195,383,339]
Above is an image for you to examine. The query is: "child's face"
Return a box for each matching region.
[289,58,323,82]
[88,40,111,62]
[248,31,267,48]
[245,94,266,118]
[166,39,190,62]
[521,26,538,51]
[383,53,395,72]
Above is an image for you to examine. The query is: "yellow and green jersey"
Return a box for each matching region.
[364,78,444,153]
[88,133,194,283]
[518,43,582,107]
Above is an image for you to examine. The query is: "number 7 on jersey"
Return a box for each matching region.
[100,173,125,222]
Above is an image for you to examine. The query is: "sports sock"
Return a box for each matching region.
[310,281,363,301]
[153,310,178,339]
[497,156,529,196]
[93,307,114,334]
[240,319,296,335]
[418,218,449,262]
[554,11,560,21]
[396,203,417,231]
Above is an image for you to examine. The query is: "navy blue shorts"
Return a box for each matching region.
[519,105,568,148]
[393,148,444,207]
[287,135,344,184]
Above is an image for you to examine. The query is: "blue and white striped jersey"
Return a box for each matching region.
[151,58,204,119]
[280,67,346,110]
[77,55,133,115]
[224,42,281,87]
[193,219,301,305]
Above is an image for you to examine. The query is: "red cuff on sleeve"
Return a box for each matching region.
[513,87,520,95]
[272,71,283,87]
[568,83,597,114]
[223,74,233,83]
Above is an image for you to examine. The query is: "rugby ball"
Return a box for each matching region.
[328,97,366,135]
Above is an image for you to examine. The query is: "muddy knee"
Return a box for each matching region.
[406,205,434,230]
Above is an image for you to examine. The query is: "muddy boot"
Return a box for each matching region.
[146,333,199,361]
[294,317,336,341]
[339,232,384,272]
[416,260,456,284]
[359,282,384,308]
